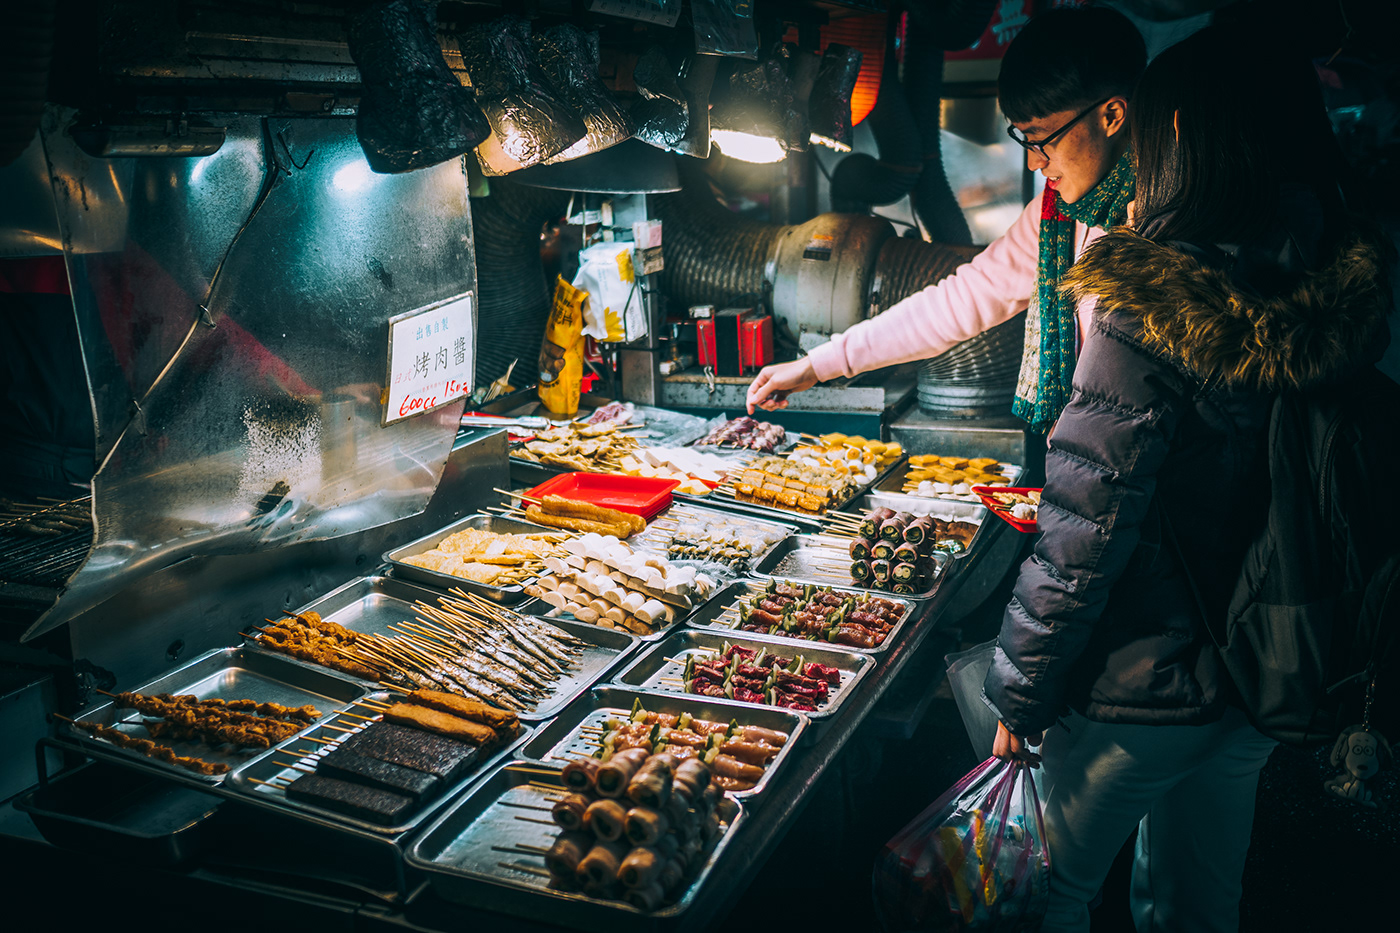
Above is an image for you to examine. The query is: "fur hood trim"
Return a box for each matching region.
[1062,228,1393,391]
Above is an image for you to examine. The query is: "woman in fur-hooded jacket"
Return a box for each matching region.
[979,25,1394,933]
[983,218,1392,739]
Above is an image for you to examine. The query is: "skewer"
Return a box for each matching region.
[379,682,410,694]
[512,815,558,826]
[273,759,315,772]
[497,801,554,812]
[505,764,564,776]
[321,723,359,734]
[498,861,553,879]
[492,843,553,856]
[525,780,566,792]
[494,487,542,505]
[360,698,391,710]
[248,777,288,787]
[339,712,379,722]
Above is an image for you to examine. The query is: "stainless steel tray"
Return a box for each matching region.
[853,495,991,560]
[384,513,560,604]
[512,686,807,804]
[276,574,639,722]
[685,578,920,655]
[872,460,1023,506]
[698,453,906,526]
[517,583,698,646]
[55,646,367,785]
[630,501,798,576]
[749,534,950,602]
[16,758,222,867]
[405,759,745,933]
[610,628,874,724]
[225,695,533,837]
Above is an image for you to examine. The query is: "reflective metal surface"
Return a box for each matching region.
[0,132,62,257]
[30,109,477,639]
[63,429,507,719]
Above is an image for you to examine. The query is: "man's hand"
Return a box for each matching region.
[993,721,1043,767]
[746,358,818,414]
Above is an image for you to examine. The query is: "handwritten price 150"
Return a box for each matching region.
[398,378,465,417]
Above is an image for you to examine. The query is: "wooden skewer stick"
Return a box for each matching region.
[339,711,378,722]
[378,682,410,694]
[248,777,288,787]
[505,764,564,776]
[512,815,557,826]
[491,844,550,856]
[525,780,566,793]
[497,801,554,813]
[494,487,543,505]
[321,723,358,734]
[498,861,553,879]
[273,759,315,772]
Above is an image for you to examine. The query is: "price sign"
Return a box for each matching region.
[384,292,474,425]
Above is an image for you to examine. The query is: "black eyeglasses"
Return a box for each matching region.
[1007,97,1112,158]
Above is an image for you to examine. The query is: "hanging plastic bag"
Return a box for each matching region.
[945,641,1000,762]
[572,243,646,343]
[538,276,586,418]
[873,758,1049,932]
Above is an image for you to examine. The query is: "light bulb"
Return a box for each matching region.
[710,130,786,164]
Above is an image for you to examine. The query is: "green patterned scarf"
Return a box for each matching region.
[1013,150,1135,432]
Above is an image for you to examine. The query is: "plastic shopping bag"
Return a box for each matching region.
[945,641,999,762]
[873,758,1049,932]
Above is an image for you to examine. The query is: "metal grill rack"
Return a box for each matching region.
[0,497,94,590]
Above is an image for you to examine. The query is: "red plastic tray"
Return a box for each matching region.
[972,485,1043,533]
[526,472,680,521]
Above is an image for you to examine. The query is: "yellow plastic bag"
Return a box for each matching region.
[538,275,586,418]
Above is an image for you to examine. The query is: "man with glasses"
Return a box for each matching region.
[747,7,1146,434]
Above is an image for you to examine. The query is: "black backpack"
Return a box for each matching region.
[1185,367,1400,746]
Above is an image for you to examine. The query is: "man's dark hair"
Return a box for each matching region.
[998,6,1147,124]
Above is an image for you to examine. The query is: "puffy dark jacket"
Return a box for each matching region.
[983,219,1394,736]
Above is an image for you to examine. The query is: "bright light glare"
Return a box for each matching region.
[711,130,786,164]
[332,160,373,194]
[810,133,852,153]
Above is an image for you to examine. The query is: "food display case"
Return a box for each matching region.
[0,3,1037,927]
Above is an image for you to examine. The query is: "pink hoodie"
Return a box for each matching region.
[806,197,1107,383]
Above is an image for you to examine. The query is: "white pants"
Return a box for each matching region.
[1034,706,1277,933]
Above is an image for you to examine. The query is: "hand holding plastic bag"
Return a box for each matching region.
[874,758,1049,932]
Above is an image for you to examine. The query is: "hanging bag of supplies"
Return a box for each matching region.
[873,758,1049,932]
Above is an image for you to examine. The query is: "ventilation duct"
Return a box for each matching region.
[655,165,1020,418]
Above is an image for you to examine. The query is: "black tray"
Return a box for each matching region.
[16,755,222,867]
